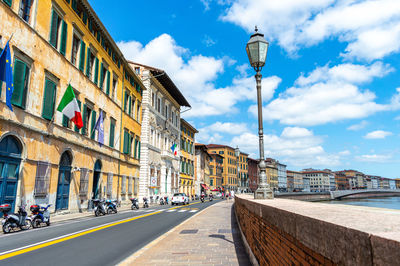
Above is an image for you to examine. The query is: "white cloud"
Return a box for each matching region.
[118,34,281,118]
[196,122,250,144]
[230,127,341,167]
[222,0,400,60]
[355,154,392,163]
[249,62,399,126]
[364,130,393,139]
[338,150,351,156]
[347,120,368,131]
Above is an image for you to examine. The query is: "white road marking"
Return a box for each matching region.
[189,210,198,213]
[178,210,187,213]
[166,210,177,212]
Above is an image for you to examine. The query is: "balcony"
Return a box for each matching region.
[161,150,175,160]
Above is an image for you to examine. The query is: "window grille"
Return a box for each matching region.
[34,161,51,197]
[79,168,89,197]
[121,175,126,195]
[128,176,133,195]
[107,173,113,197]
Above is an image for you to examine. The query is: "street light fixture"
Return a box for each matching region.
[246,26,274,199]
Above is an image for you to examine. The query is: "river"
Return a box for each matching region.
[327,196,400,210]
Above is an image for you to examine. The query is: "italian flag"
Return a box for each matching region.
[57,84,83,129]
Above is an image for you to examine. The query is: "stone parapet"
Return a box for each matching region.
[235,195,400,265]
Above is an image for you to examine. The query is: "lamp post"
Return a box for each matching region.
[246,26,274,199]
[235,146,240,193]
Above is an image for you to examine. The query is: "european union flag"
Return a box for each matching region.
[0,40,14,111]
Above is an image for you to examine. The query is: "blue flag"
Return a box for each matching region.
[95,110,104,146]
[0,40,14,111]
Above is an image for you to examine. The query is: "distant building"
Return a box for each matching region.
[396,179,400,189]
[303,175,311,192]
[209,153,224,191]
[389,179,396,190]
[286,171,294,192]
[265,159,278,191]
[180,119,198,196]
[238,152,249,193]
[334,171,349,190]
[194,143,211,196]
[302,169,335,192]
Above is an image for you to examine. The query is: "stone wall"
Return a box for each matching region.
[235,195,400,266]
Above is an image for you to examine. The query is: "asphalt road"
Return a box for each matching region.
[0,199,220,266]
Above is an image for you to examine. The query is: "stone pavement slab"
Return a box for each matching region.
[120,200,251,266]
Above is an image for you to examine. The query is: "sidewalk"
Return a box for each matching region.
[120,200,251,266]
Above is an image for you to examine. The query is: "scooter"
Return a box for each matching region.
[130,198,139,210]
[209,194,213,202]
[105,199,118,214]
[200,196,205,203]
[143,197,149,208]
[93,199,106,216]
[0,204,32,233]
[159,197,165,205]
[30,204,51,228]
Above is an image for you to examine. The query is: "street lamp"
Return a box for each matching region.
[246,26,274,199]
[235,146,240,193]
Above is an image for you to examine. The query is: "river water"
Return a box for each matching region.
[327,196,400,210]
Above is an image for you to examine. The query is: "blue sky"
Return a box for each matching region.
[89,0,400,178]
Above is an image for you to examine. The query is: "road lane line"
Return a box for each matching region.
[0,201,206,260]
[177,210,186,212]
[189,210,198,213]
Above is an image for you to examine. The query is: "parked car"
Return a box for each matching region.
[171,193,189,205]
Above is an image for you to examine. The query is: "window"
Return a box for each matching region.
[128,176,133,195]
[130,97,136,118]
[19,0,33,23]
[42,77,57,120]
[124,89,129,113]
[11,57,30,109]
[3,0,12,7]
[49,8,67,56]
[210,179,214,186]
[34,161,51,197]
[151,92,155,107]
[71,35,80,66]
[157,98,161,113]
[121,175,126,195]
[165,105,168,119]
[90,109,96,140]
[79,168,89,197]
[107,173,113,197]
[134,67,140,75]
[85,46,96,80]
[111,75,117,99]
[123,129,131,155]
[81,103,92,136]
[136,102,141,122]
[99,62,108,90]
[109,118,115,148]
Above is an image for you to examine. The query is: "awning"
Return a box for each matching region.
[201,184,209,190]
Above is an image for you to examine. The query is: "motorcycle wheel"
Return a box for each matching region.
[95,209,100,217]
[21,220,32,230]
[46,219,51,226]
[131,205,134,210]
[2,221,12,234]
[114,208,117,214]
[32,218,41,228]
[107,208,113,214]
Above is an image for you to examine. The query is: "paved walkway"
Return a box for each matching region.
[120,200,251,266]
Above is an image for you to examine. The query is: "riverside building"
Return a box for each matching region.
[180,119,197,196]
[130,62,190,202]
[0,0,143,213]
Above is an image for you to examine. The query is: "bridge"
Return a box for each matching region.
[330,189,400,200]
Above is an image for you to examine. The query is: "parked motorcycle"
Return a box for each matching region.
[30,204,51,228]
[105,199,118,214]
[201,196,205,203]
[93,199,106,216]
[143,197,149,208]
[159,197,165,205]
[130,198,139,210]
[0,204,32,233]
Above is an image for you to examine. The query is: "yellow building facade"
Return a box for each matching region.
[208,153,223,191]
[238,152,248,192]
[179,119,197,196]
[206,144,238,192]
[0,0,143,213]
[265,165,278,190]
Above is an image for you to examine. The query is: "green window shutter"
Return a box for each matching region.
[123,130,129,154]
[82,11,87,25]
[138,141,141,159]
[3,0,12,7]
[81,104,87,135]
[85,47,91,77]
[129,134,133,156]
[62,115,69,127]
[124,91,128,112]
[94,58,99,85]
[109,121,115,148]
[49,10,58,48]
[90,110,96,140]
[79,41,85,72]
[99,62,104,89]
[11,59,27,108]
[74,100,81,132]
[42,79,56,120]
[60,20,67,55]
[134,139,137,158]
[71,0,77,11]
[106,71,110,95]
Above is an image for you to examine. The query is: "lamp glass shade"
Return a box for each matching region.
[235,147,240,157]
[246,32,269,69]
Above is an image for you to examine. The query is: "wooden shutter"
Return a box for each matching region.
[42,79,56,120]
[90,110,97,140]
[11,59,27,108]
[71,0,77,11]
[138,141,141,159]
[94,58,99,85]
[79,41,85,71]
[81,104,87,135]
[123,130,129,154]
[85,47,91,77]
[60,20,67,55]
[133,139,137,158]
[128,95,132,115]
[106,71,110,95]
[62,115,69,127]
[49,10,58,48]
[99,62,104,89]
[74,100,81,132]
[109,120,115,148]
[82,11,87,25]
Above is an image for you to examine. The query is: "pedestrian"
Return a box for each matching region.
[231,190,235,199]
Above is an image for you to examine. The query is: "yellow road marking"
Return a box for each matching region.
[0,201,205,261]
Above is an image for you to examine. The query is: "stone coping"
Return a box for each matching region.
[236,194,400,265]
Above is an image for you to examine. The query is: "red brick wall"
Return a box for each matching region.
[235,199,336,266]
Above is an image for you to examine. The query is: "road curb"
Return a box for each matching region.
[117,200,225,266]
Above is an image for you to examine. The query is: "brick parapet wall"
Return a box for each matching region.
[235,195,400,265]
